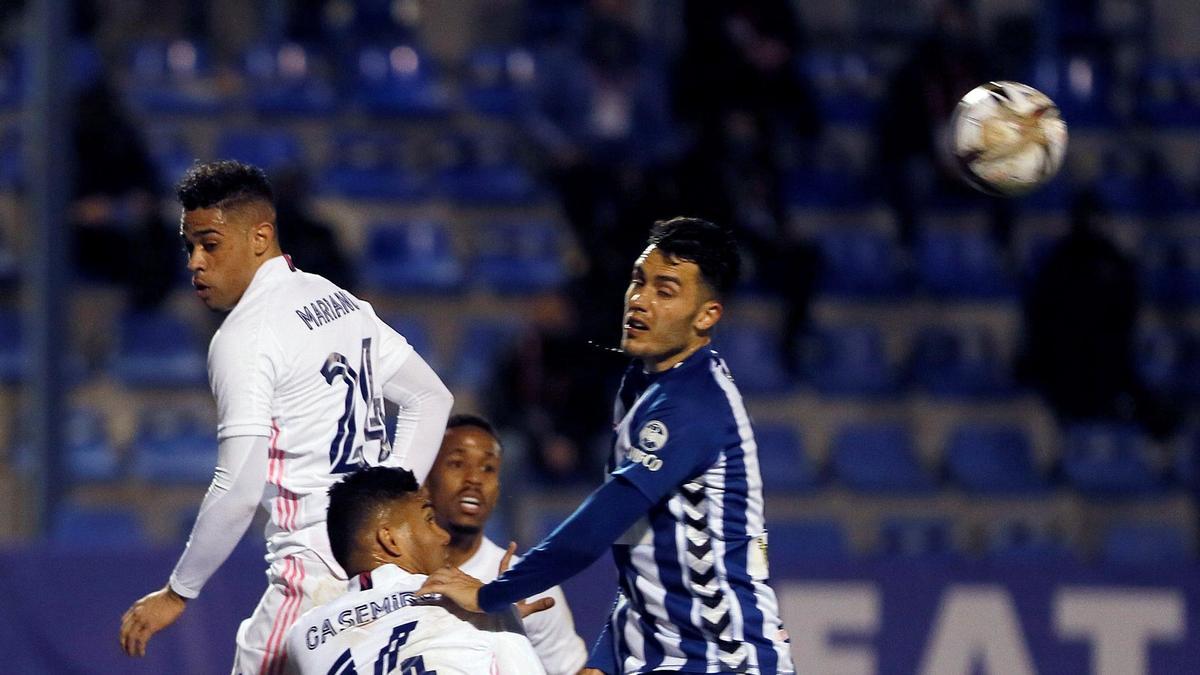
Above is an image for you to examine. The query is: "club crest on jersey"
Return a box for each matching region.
[638,420,668,452]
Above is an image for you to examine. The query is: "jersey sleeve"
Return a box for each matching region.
[611,399,723,503]
[208,321,281,440]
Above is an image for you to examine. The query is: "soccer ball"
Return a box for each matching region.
[948,81,1068,197]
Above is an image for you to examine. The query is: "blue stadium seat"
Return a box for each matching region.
[318,133,430,201]
[144,129,197,195]
[713,324,794,395]
[64,408,121,482]
[831,423,935,493]
[110,312,206,388]
[802,324,894,397]
[1177,431,1199,491]
[449,320,520,388]
[1136,59,1200,128]
[816,228,905,297]
[1102,522,1191,566]
[241,42,337,116]
[463,47,538,117]
[916,228,1014,298]
[362,221,464,293]
[783,164,866,210]
[352,44,450,117]
[768,519,850,563]
[130,407,216,484]
[379,314,438,371]
[434,133,540,205]
[1141,234,1200,307]
[0,47,23,110]
[215,129,305,174]
[1037,53,1116,128]
[127,39,225,115]
[909,325,1012,398]
[801,51,881,126]
[51,504,146,548]
[471,221,566,294]
[877,517,959,561]
[754,423,818,493]
[946,423,1045,494]
[1062,424,1162,496]
[984,521,1075,564]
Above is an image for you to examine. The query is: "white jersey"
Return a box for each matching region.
[209,255,414,572]
[285,564,547,675]
[459,538,588,675]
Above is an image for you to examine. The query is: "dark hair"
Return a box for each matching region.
[647,217,741,296]
[326,467,420,573]
[176,160,275,212]
[446,413,499,442]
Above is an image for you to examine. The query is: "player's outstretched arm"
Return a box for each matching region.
[119,435,269,656]
[381,350,453,484]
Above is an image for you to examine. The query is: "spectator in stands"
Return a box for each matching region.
[1020,191,1180,439]
[71,79,175,309]
[272,167,355,291]
[673,0,822,375]
[486,293,614,484]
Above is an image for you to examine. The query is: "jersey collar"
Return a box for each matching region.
[349,563,426,593]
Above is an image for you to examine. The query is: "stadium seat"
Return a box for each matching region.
[110,312,207,388]
[1176,431,1199,491]
[830,423,935,493]
[1061,424,1162,496]
[449,320,520,388]
[215,129,305,174]
[877,517,959,561]
[915,228,1014,298]
[51,504,146,548]
[463,47,538,117]
[1136,59,1200,128]
[801,324,894,397]
[0,308,22,383]
[144,129,197,196]
[945,423,1045,494]
[815,228,905,297]
[713,324,794,395]
[379,314,438,371]
[768,519,850,563]
[471,221,566,294]
[984,520,1075,564]
[361,222,464,293]
[1102,522,1192,566]
[129,407,216,484]
[318,133,431,201]
[64,408,121,482]
[0,47,23,110]
[0,127,21,190]
[909,325,1013,398]
[434,133,540,205]
[754,423,818,493]
[241,42,337,116]
[1141,234,1200,307]
[126,39,225,114]
[783,163,867,210]
[801,50,881,126]
[352,44,450,117]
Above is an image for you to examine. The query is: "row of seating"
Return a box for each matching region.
[756,421,1197,497]
[767,517,1194,567]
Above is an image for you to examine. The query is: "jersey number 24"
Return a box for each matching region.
[321,338,391,474]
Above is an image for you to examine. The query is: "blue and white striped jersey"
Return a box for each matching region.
[601,346,795,674]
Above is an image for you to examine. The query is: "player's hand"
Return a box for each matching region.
[119,584,188,657]
[419,566,484,613]
[499,541,556,619]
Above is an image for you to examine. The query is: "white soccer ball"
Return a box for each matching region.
[948,81,1069,197]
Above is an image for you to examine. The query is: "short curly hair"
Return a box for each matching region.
[326,466,421,574]
[647,217,741,297]
[176,160,274,212]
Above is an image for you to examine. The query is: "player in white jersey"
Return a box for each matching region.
[285,466,548,674]
[118,161,454,675]
[425,414,587,675]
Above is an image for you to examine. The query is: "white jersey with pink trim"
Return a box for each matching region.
[209,255,414,572]
[285,564,547,675]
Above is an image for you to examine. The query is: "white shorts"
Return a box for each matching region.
[231,552,346,675]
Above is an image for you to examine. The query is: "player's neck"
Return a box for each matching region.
[446,531,484,568]
[643,336,710,373]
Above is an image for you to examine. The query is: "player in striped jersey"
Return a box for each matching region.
[118,161,454,674]
[422,217,795,674]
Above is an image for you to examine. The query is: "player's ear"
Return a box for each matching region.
[251,220,276,255]
[376,523,405,558]
[693,299,722,333]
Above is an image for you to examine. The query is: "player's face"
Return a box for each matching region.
[390,495,451,575]
[621,246,720,372]
[426,427,502,536]
[180,207,262,311]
